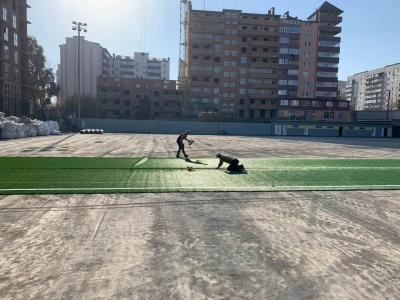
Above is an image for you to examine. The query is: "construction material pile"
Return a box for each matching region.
[0,112,62,139]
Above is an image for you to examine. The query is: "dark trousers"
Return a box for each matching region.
[227,159,240,171]
[176,141,187,157]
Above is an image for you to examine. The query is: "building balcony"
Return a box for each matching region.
[252,51,279,58]
[249,73,278,79]
[190,37,215,44]
[319,26,342,35]
[250,62,275,68]
[248,83,277,89]
[239,29,279,36]
[319,15,342,25]
[250,40,279,47]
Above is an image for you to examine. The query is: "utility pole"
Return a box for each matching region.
[386,90,390,121]
[72,21,87,131]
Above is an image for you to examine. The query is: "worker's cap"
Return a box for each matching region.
[185,130,190,134]
[215,152,221,157]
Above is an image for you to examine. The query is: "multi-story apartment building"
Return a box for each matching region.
[58,38,171,105]
[277,2,345,120]
[96,77,182,119]
[346,63,400,111]
[0,0,30,116]
[184,4,281,120]
[181,1,349,121]
[58,36,114,103]
[113,52,170,80]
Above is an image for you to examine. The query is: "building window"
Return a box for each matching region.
[305,41,311,46]
[12,15,16,28]
[14,85,19,98]
[2,7,6,21]
[303,72,310,77]
[215,45,221,52]
[240,57,246,63]
[4,26,8,41]
[290,100,299,106]
[214,77,219,83]
[124,100,130,106]
[4,45,9,60]
[5,83,10,96]
[240,88,246,94]
[240,78,246,84]
[302,92,309,97]
[215,56,220,62]
[4,63,9,79]
[124,89,130,95]
[324,112,335,119]
[304,62,310,67]
[14,67,19,82]
[303,82,310,87]
[14,51,18,64]
[280,100,289,106]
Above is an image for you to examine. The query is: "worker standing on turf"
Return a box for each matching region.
[215,152,245,172]
[176,130,192,158]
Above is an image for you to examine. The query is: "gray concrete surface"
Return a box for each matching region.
[0,134,399,300]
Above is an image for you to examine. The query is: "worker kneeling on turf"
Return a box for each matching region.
[215,152,245,172]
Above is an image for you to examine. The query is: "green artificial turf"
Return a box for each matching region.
[0,157,399,194]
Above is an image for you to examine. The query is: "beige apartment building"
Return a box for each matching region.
[58,36,114,103]
[96,77,182,119]
[346,63,400,111]
[180,1,349,121]
[0,0,30,117]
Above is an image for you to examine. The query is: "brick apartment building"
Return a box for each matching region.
[181,1,350,121]
[96,77,182,119]
[0,0,30,116]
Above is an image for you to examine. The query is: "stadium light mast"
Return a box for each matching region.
[72,21,87,131]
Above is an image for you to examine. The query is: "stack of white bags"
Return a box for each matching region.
[0,111,62,139]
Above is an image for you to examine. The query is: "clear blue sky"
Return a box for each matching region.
[28,0,400,81]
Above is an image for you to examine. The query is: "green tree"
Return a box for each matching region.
[58,95,98,120]
[28,36,60,119]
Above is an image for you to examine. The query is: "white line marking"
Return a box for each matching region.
[134,157,148,166]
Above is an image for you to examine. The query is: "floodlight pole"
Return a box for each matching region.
[72,21,87,131]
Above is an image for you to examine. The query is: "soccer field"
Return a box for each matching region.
[1,157,399,194]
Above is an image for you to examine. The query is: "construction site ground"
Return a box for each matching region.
[0,133,399,300]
